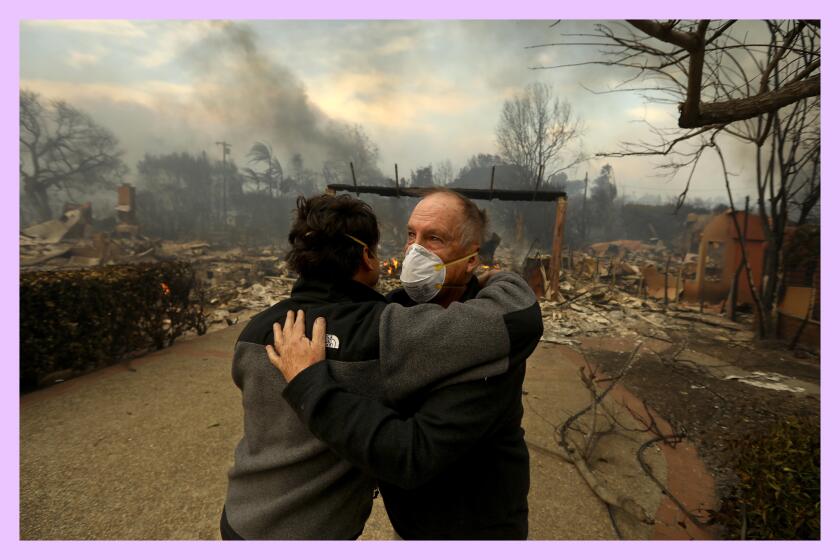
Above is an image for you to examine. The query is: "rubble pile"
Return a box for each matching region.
[567,240,712,304]
[197,249,407,332]
[19,218,293,333]
[165,243,291,332]
[19,209,414,335]
[535,269,759,350]
[21,201,748,346]
[540,280,656,344]
[20,208,161,269]
[203,274,296,330]
[529,239,753,347]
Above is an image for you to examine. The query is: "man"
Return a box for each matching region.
[222,192,541,539]
[273,189,540,539]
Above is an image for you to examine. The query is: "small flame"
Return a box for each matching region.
[380,257,401,276]
[161,282,171,296]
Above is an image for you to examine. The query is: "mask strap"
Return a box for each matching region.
[433,251,478,271]
[438,282,469,289]
[344,233,375,257]
[343,233,367,248]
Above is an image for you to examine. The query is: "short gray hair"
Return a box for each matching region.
[420,187,487,249]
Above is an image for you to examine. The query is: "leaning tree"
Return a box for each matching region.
[20,90,127,223]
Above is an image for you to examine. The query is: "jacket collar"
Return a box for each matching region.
[290,277,387,305]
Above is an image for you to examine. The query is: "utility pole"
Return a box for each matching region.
[216,141,231,226]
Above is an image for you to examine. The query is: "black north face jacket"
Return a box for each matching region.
[283,276,542,539]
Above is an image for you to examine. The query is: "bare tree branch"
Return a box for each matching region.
[682,74,819,127]
[627,20,703,51]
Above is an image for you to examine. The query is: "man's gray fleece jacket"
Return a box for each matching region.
[223,272,541,539]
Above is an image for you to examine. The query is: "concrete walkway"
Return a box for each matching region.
[20,323,712,540]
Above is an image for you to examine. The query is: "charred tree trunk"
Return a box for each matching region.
[23,178,53,223]
[761,237,781,336]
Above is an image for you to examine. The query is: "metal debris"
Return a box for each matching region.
[723,371,807,393]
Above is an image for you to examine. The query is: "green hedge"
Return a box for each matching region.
[711,414,820,539]
[20,262,206,391]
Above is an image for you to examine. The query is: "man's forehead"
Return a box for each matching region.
[408,198,460,233]
[407,221,448,238]
[412,193,462,218]
[421,191,462,208]
[407,214,449,234]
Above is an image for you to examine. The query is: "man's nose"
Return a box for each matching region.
[417,240,436,253]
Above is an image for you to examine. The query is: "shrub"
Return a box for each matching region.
[711,414,820,539]
[20,262,206,391]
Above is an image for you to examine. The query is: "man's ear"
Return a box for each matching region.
[465,250,480,274]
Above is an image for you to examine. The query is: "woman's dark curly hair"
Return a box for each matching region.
[286,194,380,281]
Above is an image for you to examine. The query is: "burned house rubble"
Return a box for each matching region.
[518,210,819,352]
[21,184,819,350]
[19,185,407,335]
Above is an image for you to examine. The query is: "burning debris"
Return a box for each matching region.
[381,257,400,277]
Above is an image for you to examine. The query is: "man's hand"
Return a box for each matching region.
[265,310,327,383]
[476,268,503,288]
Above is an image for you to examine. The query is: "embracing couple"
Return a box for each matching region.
[221,187,543,540]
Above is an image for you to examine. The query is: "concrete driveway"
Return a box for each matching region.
[21,323,714,540]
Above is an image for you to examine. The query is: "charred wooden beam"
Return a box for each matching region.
[326,184,566,202]
[549,196,568,298]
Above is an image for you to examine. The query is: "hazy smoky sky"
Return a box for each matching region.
[20,19,766,200]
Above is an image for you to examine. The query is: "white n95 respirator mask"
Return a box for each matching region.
[399,243,477,303]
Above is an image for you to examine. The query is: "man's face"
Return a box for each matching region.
[405,193,478,285]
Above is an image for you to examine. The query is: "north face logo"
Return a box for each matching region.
[325,334,340,349]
